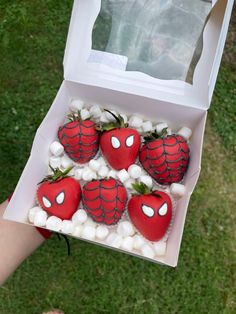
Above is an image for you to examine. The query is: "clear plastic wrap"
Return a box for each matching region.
[92,0,212,82]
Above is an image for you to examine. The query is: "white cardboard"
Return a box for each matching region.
[63,0,234,109]
[4,81,207,267]
[3,0,233,267]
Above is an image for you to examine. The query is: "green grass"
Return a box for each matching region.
[0,1,235,313]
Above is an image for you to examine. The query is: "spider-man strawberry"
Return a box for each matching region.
[82,178,128,225]
[139,128,190,185]
[37,166,81,220]
[58,112,99,164]
[97,110,141,170]
[128,182,172,241]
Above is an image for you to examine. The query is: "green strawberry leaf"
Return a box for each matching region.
[143,128,168,143]
[132,182,152,195]
[38,165,74,184]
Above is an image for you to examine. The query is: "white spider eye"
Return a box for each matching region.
[126,135,134,147]
[42,196,51,208]
[111,136,121,149]
[158,203,168,216]
[56,191,65,205]
[142,204,155,218]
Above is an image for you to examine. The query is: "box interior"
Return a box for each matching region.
[4,80,207,266]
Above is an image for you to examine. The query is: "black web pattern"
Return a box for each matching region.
[82,180,128,225]
[141,135,190,185]
[58,121,98,162]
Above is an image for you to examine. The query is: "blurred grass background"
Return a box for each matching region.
[0,1,235,313]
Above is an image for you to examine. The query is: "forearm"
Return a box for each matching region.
[0,200,45,285]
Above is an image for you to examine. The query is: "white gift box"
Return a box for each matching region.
[4,0,234,267]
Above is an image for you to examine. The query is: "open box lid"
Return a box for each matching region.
[63,0,233,110]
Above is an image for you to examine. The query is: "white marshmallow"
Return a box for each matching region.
[89,104,102,118]
[61,220,74,234]
[69,99,84,112]
[85,217,97,227]
[139,175,153,188]
[170,183,186,198]
[128,165,142,179]
[50,141,64,157]
[97,156,107,166]
[89,159,101,172]
[73,225,84,237]
[82,168,95,181]
[141,244,155,259]
[105,110,117,122]
[28,206,42,223]
[49,156,61,169]
[124,178,135,190]
[61,155,73,169]
[108,170,117,179]
[74,168,83,180]
[72,209,88,225]
[129,116,143,128]
[121,236,134,251]
[91,172,98,180]
[120,114,128,124]
[117,169,129,183]
[96,225,109,240]
[82,225,96,240]
[100,112,109,123]
[133,235,145,250]
[177,126,192,140]
[80,108,90,120]
[34,211,47,227]
[98,166,109,178]
[142,121,153,133]
[153,241,167,256]
[117,221,135,237]
[155,123,168,134]
[137,127,143,133]
[46,216,62,232]
[106,233,122,248]
[82,166,90,173]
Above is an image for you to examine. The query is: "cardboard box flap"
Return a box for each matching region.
[63,0,233,109]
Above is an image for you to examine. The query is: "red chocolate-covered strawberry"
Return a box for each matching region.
[82,178,128,225]
[37,166,81,220]
[58,112,99,164]
[97,110,141,170]
[128,182,172,241]
[139,129,189,185]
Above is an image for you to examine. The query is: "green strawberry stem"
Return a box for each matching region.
[132,182,152,195]
[38,165,74,184]
[143,127,168,143]
[96,109,128,132]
